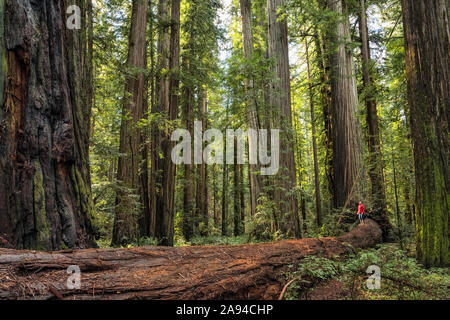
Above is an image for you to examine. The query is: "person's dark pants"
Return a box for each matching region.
[358,214,364,223]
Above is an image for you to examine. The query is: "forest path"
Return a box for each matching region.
[0,219,381,300]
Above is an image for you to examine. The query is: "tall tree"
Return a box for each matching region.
[0,0,96,249]
[305,39,323,228]
[239,0,263,217]
[358,0,386,210]
[181,79,195,240]
[112,0,149,246]
[267,0,301,238]
[181,3,195,242]
[196,88,208,236]
[151,0,179,246]
[401,0,449,266]
[327,0,363,208]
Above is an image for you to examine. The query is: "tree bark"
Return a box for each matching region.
[267,0,301,238]
[358,0,386,210]
[315,0,334,204]
[0,0,96,250]
[239,0,263,217]
[112,0,149,246]
[305,39,323,228]
[222,117,228,236]
[0,220,382,300]
[151,0,178,246]
[401,0,449,266]
[327,0,363,208]
[182,81,195,241]
[196,89,208,236]
[240,164,246,231]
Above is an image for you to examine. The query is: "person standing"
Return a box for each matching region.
[357,202,366,224]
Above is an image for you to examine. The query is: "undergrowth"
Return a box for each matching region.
[284,244,449,300]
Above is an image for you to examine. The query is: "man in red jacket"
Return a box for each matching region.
[357,202,366,224]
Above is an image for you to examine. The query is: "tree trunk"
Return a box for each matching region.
[267,0,301,238]
[239,0,263,217]
[305,39,323,228]
[240,164,246,232]
[165,0,180,243]
[233,137,241,236]
[196,89,208,236]
[0,0,96,250]
[0,220,382,300]
[327,0,363,208]
[213,164,219,228]
[151,0,178,246]
[182,78,195,241]
[358,0,386,210]
[392,154,403,249]
[314,0,334,204]
[112,0,149,246]
[401,0,449,266]
[222,123,228,236]
[181,21,196,241]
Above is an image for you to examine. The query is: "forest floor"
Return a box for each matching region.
[282,242,449,300]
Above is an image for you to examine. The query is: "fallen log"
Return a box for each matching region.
[0,219,382,300]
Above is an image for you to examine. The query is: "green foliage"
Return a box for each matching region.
[283,244,450,300]
[188,235,249,246]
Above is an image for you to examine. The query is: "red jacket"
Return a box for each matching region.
[357,203,365,214]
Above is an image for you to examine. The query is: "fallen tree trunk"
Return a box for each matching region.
[0,219,382,300]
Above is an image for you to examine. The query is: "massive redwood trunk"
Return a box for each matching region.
[327,0,363,208]
[358,0,386,211]
[0,0,96,250]
[112,0,149,246]
[267,0,301,238]
[0,219,382,300]
[401,0,449,266]
[239,0,263,217]
[150,0,178,246]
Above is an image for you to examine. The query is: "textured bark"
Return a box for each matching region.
[165,0,180,242]
[358,0,386,210]
[240,164,245,230]
[0,0,96,250]
[213,164,219,228]
[239,0,262,217]
[233,137,243,236]
[0,219,382,300]
[196,89,208,236]
[112,0,149,246]
[222,136,228,236]
[315,0,334,203]
[327,0,363,208]
[267,0,301,238]
[151,0,178,246]
[181,11,195,241]
[182,75,194,241]
[401,0,449,266]
[305,40,323,228]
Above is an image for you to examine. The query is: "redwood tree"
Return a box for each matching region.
[327,0,363,208]
[112,0,149,246]
[267,0,301,238]
[239,0,263,217]
[0,0,96,250]
[358,0,386,210]
[151,0,179,246]
[402,0,449,266]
